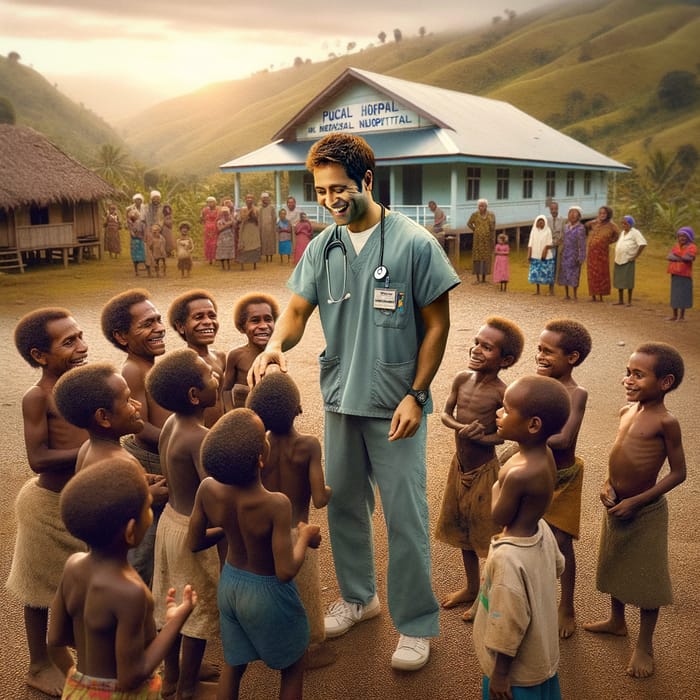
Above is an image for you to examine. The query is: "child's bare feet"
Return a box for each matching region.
[582,618,628,636]
[440,587,477,609]
[462,600,478,622]
[303,642,337,670]
[558,608,576,639]
[26,662,67,697]
[627,647,654,678]
[198,660,221,682]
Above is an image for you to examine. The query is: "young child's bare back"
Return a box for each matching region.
[188,409,319,699]
[145,347,220,699]
[49,459,195,696]
[247,372,334,669]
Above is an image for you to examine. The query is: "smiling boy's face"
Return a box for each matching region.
[123,300,165,359]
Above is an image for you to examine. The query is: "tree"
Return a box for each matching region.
[657,71,698,110]
[293,56,304,68]
[419,26,426,38]
[492,16,502,25]
[0,96,16,124]
[393,28,402,42]
[7,51,20,65]
[347,41,356,53]
[92,144,133,189]
[378,31,386,44]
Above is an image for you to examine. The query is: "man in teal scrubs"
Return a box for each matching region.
[250,133,460,671]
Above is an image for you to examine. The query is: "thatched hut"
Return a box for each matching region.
[0,124,114,270]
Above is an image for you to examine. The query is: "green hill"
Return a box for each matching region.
[0,55,127,166]
[117,0,700,176]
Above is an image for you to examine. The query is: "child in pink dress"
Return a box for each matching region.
[493,233,510,292]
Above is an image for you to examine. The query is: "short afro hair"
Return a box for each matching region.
[60,458,148,548]
[146,348,206,415]
[543,319,592,366]
[202,409,265,487]
[168,289,218,340]
[635,342,684,392]
[246,372,300,434]
[14,308,73,367]
[101,288,150,351]
[507,375,571,440]
[484,316,525,363]
[54,362,119,429]
[306,133,376,192]
[233,293,279,333]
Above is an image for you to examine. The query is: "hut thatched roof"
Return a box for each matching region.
[0,124,114,209]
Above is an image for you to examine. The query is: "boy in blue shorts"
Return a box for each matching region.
[188,409,321,699]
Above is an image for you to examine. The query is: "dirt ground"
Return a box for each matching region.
[1,257,698,700]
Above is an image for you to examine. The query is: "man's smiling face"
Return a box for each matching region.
[313,163,373,232]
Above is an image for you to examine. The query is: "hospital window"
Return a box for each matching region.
[545,170,556,198]
[566,171,575,197]
[584,171,592,195]
[496,168,510,200]
[466,167,481,201]
[522,169,534,199]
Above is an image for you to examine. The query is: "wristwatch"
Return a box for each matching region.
[406,387,429,406]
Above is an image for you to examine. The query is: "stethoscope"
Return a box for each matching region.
[325,204,388,304]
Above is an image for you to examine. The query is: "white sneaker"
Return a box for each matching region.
[324,594,380,638]
[391,635,430,671]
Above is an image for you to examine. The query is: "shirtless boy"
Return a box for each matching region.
[435,316,524,619]
[146,348,221,700]
[535,318,592,638]
[222,292,279,411]
[188,409,321,700]
[101,288,170,584]
[168,289,227,427]
[584,342,686,679]
[473,375,570,700]
[48,458,196,698]
[247,372,334,668]
[7,308,88,696]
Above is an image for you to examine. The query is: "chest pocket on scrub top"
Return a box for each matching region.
[373,282,408,329]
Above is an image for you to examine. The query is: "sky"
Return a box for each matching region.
[1,0,545,122]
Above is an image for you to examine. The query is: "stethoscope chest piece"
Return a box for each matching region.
[373,265,388,281]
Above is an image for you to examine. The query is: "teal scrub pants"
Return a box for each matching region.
[324,411,440,637]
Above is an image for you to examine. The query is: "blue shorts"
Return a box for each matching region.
[218,562,309,670]
[482,674,561,700]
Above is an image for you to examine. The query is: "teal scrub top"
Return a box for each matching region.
[288,211,460,419]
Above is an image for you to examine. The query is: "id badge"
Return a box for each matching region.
[373,287,397,310]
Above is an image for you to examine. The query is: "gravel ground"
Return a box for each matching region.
[1,258,698,700]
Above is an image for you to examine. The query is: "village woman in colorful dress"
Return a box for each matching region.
[557,206,587,301]
[103,204,121,258]
[585,206,619,302]
[200,196,219,265]
[666,226,696,321]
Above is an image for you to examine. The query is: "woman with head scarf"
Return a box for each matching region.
[557,206,587,300]
[585,206,620,302]
[666,226,696,321]
[527,215,555,295]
